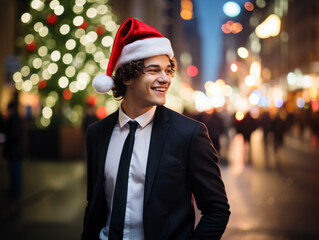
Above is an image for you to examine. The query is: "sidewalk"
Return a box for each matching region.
[222,129,319,240]
[0,158,87,240]
[0,129,318,240]
[284,133,319,157]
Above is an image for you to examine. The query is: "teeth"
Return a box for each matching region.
[153,88,165,92]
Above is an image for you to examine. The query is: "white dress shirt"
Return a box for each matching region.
[99,106,156,240]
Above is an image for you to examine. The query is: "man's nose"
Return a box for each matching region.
[158,70,169,82]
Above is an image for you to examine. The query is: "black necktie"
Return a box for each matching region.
[109,120,139,240]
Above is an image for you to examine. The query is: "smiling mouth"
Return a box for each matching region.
[151,87,167,93]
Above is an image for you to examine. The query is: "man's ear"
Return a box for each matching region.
[123,78,133,86]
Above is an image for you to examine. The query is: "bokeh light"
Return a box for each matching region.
[58,76,69,88]
[245,75,256,87]
[244,2,254,11]
[235,111,244,121]
[255,14,281,39]
[296,97,305,108]
[274,97,284,108]
[230,63,238,72]
[187,65,198,77]
[222,20,243,34]
[312,100,319,111]
[237,47,249,59]
[42,106,53,119]
[223,1,241,17]
[180,0,193,20]
[21,12,32,23]
[63,88,72,100]
[60,24,70,35]
[96,106,108,119]
[249,90,261,105]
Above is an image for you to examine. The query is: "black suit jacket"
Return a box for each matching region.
[82,106,230,240]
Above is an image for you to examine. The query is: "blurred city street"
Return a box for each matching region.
[1,0,319,239]
[221,129,319,240]
[1,128,319,240]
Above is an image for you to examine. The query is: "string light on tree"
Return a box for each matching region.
[15,0,119,127]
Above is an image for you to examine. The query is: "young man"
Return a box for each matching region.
[82,18,230,240]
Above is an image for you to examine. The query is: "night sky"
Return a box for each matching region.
[196,0,249,86]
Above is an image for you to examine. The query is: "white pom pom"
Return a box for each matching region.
[92,74,113,93]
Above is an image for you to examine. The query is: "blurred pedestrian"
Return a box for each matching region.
[3,101,23,199]
[259,110,272,146]
[309,110,319,149]
[82,18,230,240]
[0,111,5,145]
[218,107,232,164]
[259,110,272,167]
[201,108,225,156]
[272,110,287,153]
[233,110,257,164]
[271,109,287,170]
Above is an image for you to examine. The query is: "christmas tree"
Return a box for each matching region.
[14,0,119,128]
[14,0,195,129]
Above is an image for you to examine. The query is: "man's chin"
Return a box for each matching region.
[155,100,166,106]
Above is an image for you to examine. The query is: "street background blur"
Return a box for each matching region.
[1,0,319,239]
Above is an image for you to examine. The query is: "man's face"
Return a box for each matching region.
[125,55,173,110]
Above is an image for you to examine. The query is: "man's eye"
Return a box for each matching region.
[146,69,158,73]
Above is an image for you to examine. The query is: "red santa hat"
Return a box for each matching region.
[92,18,174,93]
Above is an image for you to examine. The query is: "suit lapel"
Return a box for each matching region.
[144,106,170,205]
[87,110,118,220]
[97,110,119,181]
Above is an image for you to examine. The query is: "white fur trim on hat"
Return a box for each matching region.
[92,74,113,93]
[115,37,174,69]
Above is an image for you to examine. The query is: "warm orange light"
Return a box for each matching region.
[309,87,317,99]
[96,106,107,119]
[180,10,193,20]
[38,79,47,89]
[20,93,39,107]
[221,24,231,34]
[63,88,72,100]
[286,102,295,113]
[204,81,213,90]
[205,107,214,114]
[222,20,243,34]
[216,79,226,86]
[235,111,244,121]
[244,2,254,11]
[226,20,234,29]
[86,95,98,106]
[255,14,281,39]
[232,22,243,34]
[180,83,194,99]
[312,100,319,111]
[181,0,193,9]
[262,68,271,81]
[230,63,238,72]
[180,0,193,20]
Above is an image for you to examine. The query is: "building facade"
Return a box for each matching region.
[219,0,319,114]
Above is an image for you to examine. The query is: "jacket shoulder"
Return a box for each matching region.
[87,110,118,134]
[164,107,203,127]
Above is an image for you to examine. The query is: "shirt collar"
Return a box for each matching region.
[118,105,157,129]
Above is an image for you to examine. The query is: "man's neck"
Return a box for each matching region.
[121,99,154,119]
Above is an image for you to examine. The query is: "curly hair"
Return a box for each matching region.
[112,58,176,99]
